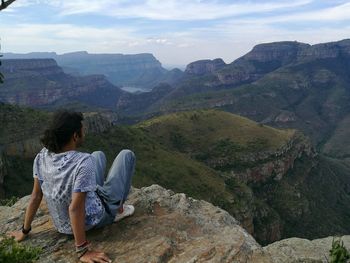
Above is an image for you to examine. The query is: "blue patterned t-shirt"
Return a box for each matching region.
[33,148,105,234]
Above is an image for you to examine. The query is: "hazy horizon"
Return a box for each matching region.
[2,37,350,70]
[1,0,350,66]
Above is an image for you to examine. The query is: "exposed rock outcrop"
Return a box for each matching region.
[230,132,316,183]
[298,39,350,60]
[185,58,226,76]
[1,184,348,262]
[150,39,350,111]
[84,113,113,135]
[0,185,272,263]
[214,42,309,86]
[244,42,309,64]
[213,39,350,87]
[3,52,180,91]
[264,236,350,263]
[1,59,63,78]
[0,59,125,108]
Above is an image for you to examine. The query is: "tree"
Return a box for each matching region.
[0,0,16,11]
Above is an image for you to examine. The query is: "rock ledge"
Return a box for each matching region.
[1,184,349,263]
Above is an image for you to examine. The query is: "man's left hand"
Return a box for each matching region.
[7,231,28,242]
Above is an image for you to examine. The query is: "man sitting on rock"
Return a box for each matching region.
[9,111,136,263]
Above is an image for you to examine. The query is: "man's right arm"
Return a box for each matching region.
[69,192,111,263]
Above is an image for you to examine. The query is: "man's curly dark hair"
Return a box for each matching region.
[41,111,84,153]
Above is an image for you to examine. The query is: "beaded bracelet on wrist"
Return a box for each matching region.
[76,240,90,258]
[21,224,31,235]
[75,240,89,249]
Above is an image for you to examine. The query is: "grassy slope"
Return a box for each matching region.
[138,109,294,151]
[138,109,295,173]
[81,125,237,207]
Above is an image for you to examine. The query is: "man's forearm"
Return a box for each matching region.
[69,205,86,245]
[24,195,42,230]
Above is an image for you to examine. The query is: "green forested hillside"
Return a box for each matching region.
[1,107,350,245]
[148,56,350,152]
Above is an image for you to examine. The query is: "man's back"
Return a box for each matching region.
[8,111,135,262]
[34,148,105,234]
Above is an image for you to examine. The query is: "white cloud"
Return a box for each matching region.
[146,38,173,45]
[13,0,313,21]
[1,19,350,66]
[0,23,138,53]
[226,2,350,25]
[2,0,350,66]
[276,2,350,22]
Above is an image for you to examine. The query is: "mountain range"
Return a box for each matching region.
[122,39,350,154]
[3,51,184,91]
[1,39,350,246]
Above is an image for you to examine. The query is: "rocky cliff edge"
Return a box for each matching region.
[0,184,348,263]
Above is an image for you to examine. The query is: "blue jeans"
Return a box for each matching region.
[91,150,136,228]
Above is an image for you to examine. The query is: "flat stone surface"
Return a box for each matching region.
[0,185,272,263]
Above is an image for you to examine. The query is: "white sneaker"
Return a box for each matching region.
[114,204,135,222]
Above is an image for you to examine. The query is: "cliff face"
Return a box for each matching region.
[132,39,350,115]
[243,42,309,63]
[185,58,226,76]
[0,59,125,108]
[213,132,316,244]
[57,52,168,90]
[297,39,350,60]
[230,132,316,184]
[183,42,309,88]
[3,52,179,91]
[213,40,350,87]
[1,185,348,263]
[1,59,63,78]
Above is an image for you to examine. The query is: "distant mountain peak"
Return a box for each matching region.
[185,58,226,76]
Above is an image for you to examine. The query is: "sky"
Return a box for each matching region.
[0,0,350,67]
